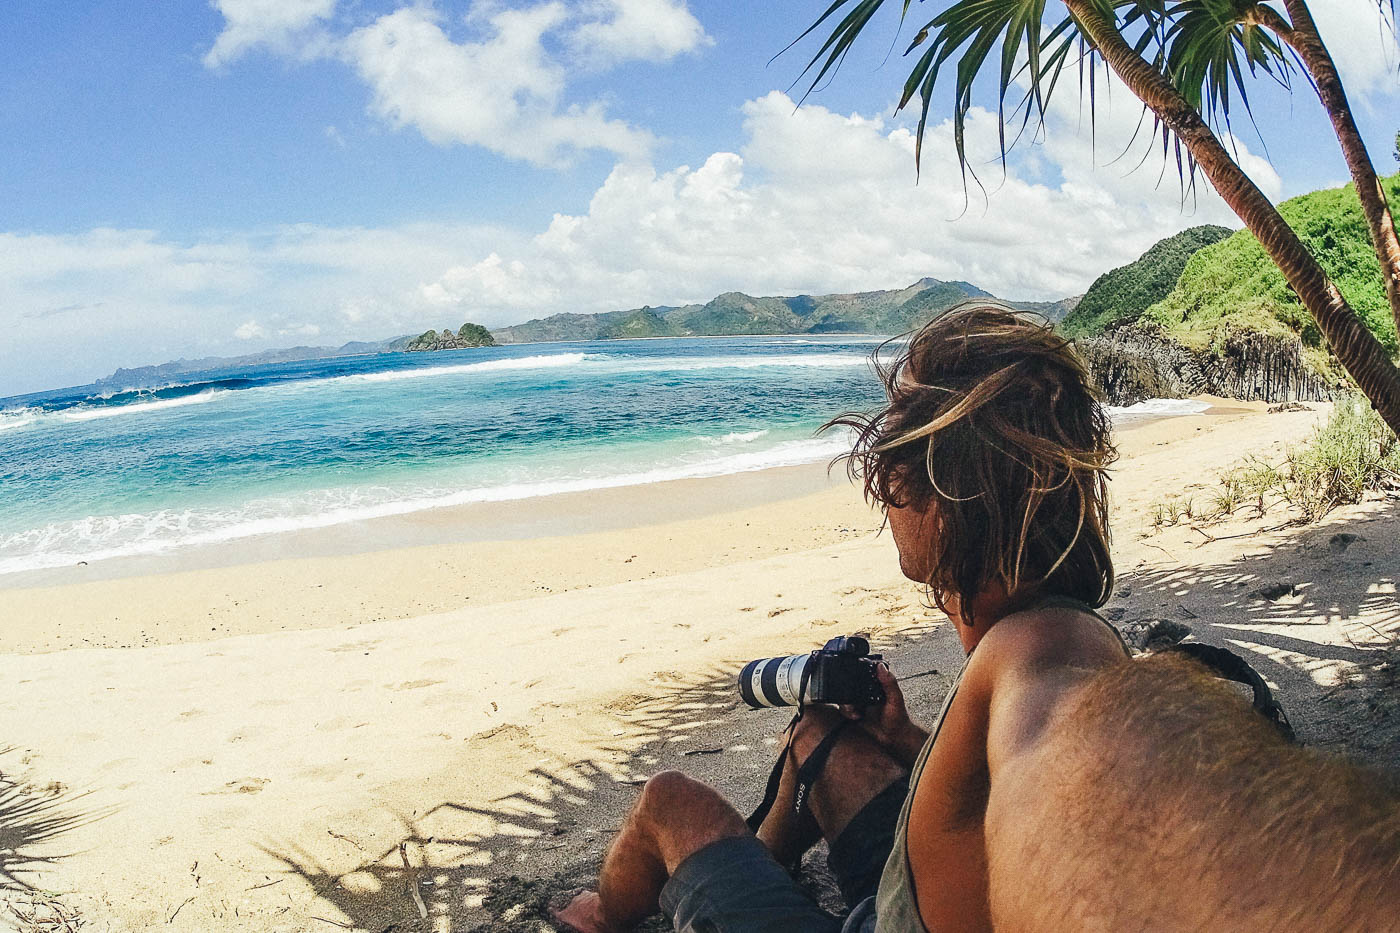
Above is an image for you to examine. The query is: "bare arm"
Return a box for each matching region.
[983,652,1400,931]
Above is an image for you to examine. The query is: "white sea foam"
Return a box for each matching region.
[698,429,770,446]
[0,432,853,576]
[1106,398,1212,423]
[0,409,39,433]
[58,389,231,422]
[335,352,869,384]
[617,354,869,372]
[345,352,591,383]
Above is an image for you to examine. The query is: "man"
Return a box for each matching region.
[555,306,1399,932]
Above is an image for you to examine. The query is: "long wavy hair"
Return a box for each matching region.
[830,304,1115,622]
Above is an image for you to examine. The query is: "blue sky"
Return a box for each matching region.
[3,0,1399,397]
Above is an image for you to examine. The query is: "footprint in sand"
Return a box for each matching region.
[388,679,444,691]
[329,639,382,654]
[421,657,458,670]
[204,776,269,795]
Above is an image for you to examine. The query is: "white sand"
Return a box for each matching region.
[1,400,1395,931]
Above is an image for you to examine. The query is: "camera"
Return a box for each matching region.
[738,635,885,709]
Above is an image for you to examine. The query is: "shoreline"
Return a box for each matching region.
[0,398,1275,656]
[6,398,1391,933]
[0,396,1252,592]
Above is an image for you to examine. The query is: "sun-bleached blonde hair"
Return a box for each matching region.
[831,304,1115,621]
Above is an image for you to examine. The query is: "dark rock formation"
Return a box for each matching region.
[406,323,496,352]
[1075,324,1340,406]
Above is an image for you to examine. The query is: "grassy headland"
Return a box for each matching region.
[1140,175,1400,376]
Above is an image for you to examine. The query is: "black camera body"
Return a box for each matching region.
[738,635,885,709]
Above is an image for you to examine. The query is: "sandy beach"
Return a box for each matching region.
[2,399,1397,932]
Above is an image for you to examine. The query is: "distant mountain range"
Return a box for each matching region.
[96,337,413,389]
[94,277,1079,389]
[491,278,1079,344]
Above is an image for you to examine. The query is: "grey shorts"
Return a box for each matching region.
[658,777,909,933]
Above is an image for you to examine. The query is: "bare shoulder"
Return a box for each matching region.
[970,604,1126,679]
[966,605,1131,772]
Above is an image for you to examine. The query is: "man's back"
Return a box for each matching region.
[886,603,1131,931]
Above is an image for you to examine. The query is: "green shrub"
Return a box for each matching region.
[1279,397,1400,520]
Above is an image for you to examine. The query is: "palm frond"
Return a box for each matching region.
[1157,0,1294,138]
[789,0,1291,197]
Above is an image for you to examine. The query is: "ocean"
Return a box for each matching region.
[0,337,1207,576]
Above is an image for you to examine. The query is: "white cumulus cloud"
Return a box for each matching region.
[0,85,1289,397]
[417,86,1271,320]
[342,4,653,165]
[233,320,266,340]
[569,0,710,66]
[203,0,336,67]
[1307,0,1399,99]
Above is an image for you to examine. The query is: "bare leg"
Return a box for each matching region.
[554,771,749,933]
[757,706,907,866]
[558,709,907,931]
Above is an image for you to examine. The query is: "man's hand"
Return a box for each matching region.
[840,664,930,769]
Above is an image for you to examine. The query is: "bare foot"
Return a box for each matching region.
[552,890,615,933]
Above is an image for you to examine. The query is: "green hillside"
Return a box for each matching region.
[1060,225,1232,337]
[1142,175,1400,370]
[491,277,1073,344]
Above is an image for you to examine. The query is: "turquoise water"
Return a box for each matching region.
[0,336,1207,576]
[0,338,890,574]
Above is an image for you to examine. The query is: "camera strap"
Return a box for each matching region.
[745,710,852,835]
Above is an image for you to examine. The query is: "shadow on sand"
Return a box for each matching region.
[267,504,1399,931]
[264,619,952,933]
[0,754,104,930]
[0,763,99,892]
[1109,501,1400,774]
[263,665,802,932]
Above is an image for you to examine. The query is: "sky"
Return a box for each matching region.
[3,0,1400,397]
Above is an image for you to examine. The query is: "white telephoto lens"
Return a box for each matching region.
[774,654,809,706]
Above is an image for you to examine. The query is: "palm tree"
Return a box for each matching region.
[795,0,1400,434]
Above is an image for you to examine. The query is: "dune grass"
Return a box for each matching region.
[1149,398,1399,528]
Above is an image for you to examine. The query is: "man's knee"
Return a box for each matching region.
[636,770,712,821]
[788,705,846,761]
[634,770,749,872]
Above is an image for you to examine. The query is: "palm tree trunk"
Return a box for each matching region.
[1251,1,1400,339]
[1062,0,1400,436]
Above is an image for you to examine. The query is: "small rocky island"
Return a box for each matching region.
[406,322,496,352]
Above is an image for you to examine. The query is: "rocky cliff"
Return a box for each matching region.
[1076,325,1340,406]
[406,323,496,352]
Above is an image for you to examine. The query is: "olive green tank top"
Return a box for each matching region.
[856,597,1129,933]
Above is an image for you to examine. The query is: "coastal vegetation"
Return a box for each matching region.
[1142,176,1400,378]
[406,322,496,352]
[797,0,1400,436]
[1060,225,1231,337]
[1150,397,1400,528]
[1069,177,1400,404]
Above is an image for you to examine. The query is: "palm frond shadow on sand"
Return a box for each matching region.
[261,644,926,933]
[270,502,1400,930]
[0,759,104,894]
[264,667,775,932]
[1110,500,1400,775]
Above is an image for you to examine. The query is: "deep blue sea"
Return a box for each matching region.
[0,337,1206,576]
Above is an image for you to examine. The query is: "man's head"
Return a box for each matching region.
[835,304,1115,624]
